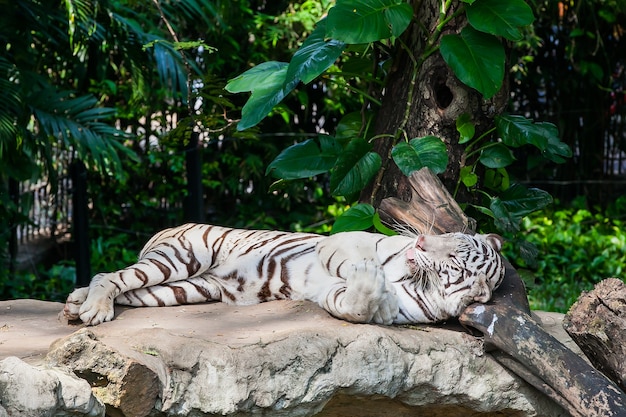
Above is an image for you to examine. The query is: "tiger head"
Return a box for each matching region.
[406,233,505,314]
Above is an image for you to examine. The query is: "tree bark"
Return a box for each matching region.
[361,0,508,207]
[563,278,626,393]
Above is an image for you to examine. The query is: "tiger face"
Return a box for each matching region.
[406,233,505,311]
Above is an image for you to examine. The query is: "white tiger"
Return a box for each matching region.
[63,223,505,326]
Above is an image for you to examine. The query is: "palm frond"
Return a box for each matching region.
[0,57,22,158]
[28,85,130,175]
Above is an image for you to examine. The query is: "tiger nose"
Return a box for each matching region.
[415,235,426,251]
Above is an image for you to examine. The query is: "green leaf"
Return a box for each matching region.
[466,0,534,41]
[330,138,381,198]
[373,212,397,235]
[495,114,572,163]
[225,61,287,93]
[331,203,376,233]
[479,143,515,168]
[469,204,495,219]
[391,136,448,175]
[440,26,505,99]
[326,0,413,44]
[456,113,475,144]
[266,135,342,179]
[226,62,299,130]
[460,165,478,187]
[495,114,547,148]
[484,167,510,191]
[285,20,345,86]
[335,112,374,145]
[543,130,573,163]
[490,184,553,233]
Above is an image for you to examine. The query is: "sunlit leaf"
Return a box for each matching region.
[331,203,375,233]
[373,212,397,235]
[460,165,478,187]
[456,113,475,144]
[326,0,413,44]
[225,61,288,93]
[440,26,505,99]
[285,20,345,86]
[226,63,298,130]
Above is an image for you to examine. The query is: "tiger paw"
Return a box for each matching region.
[78,295,115,325]
[76,273,116,325]
[63,287,89,320]
[343,260,398,324]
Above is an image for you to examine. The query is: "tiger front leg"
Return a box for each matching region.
[321,260,399,325]
[74,272,120,325]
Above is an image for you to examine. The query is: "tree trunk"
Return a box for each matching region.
[563,278,626,393]
[361,0,508,207]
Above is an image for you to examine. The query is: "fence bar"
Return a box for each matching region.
[71,160,91,286]
[184,131,204,223]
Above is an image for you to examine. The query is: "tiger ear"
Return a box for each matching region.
[485,234,503,252]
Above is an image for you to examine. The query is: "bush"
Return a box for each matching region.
[4,262,76,302]
[504,196,626,312]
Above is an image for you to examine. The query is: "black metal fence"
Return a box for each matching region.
[16,175,72,245]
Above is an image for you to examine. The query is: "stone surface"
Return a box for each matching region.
[0,299,76,364]
[0,299,571,416]
[0,356,105,416]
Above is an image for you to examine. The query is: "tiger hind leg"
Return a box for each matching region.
[320,260,399,325]
[115,277,222,307]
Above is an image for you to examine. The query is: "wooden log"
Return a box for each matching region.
[378,168,476,235]
[380,167,626,416]
[563,278,626,393]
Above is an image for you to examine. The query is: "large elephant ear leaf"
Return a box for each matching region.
[391,136,448,175]
[285,20,345,86]
[440,26,505,99]
[266,135,341,180]
[490,184,552,233]
[225,62,298,131]
[466,0,535,41]
[331,203,376,233]
[330,138,381,199]
[326,0,413,44]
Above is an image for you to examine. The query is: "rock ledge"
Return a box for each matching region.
[1,299,570,416]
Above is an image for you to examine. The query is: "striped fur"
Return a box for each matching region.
[63,223,505,326]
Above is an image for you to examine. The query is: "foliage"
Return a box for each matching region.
[0,0,208,279]
[503,197,626,313]
[2,0,623,309]
[1,263,76,302]
[226,0,571,248]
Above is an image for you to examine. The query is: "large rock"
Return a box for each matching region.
[1,299,569,416]
[0,356,105,416]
